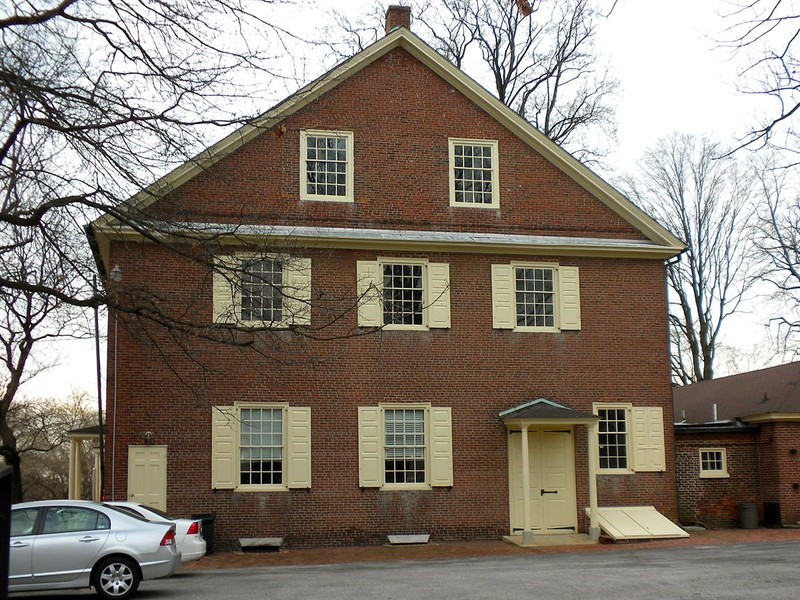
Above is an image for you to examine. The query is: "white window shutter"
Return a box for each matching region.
[427,263,451,328]
[211,406,237,489]
[357,261,382,327]
[491,264,515,329]
[558,266,581,331]
[212,255,238,324]
[358,407,382,487]
[429,407,453,487]
[283,258,312,326]
[632,407,666,472]
[287,407,312,489]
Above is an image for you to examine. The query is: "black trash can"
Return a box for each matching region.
[191,513,216,554]
[739,503,758,529]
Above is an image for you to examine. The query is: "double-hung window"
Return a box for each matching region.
[358,404,452,489]
[699,448,729,478]
[356,259,451,329]
[593,403,666,474]
[213,253,311,328]
[300,130,354,202]
[449,138,499,208]
[211,403,312,491]
[491,262,581,331]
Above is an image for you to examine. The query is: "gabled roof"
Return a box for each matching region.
[673,362,800,424]
[90,25,684,272]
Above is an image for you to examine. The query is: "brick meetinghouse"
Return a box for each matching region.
[87,5,685,549]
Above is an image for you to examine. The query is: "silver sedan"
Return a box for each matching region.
[9,499,181,599]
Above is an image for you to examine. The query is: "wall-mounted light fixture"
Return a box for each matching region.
[144,431,154,445]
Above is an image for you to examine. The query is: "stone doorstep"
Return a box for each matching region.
[387,534,430,545]
[239,537,284,550]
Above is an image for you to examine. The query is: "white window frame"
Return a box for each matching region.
[699,447,730,479]
[211,402,312,492]
[358,403,453,490]
[356,258,451,330]
[300,129,354,202]
[594,402,633,474]
[448,138,499,208]
[511,262,559,332]
[213,253,311,328]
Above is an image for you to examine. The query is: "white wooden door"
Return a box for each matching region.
[509,429,577,534]
[127,445,167,511]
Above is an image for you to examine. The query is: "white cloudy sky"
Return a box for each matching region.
[24,0,775,400]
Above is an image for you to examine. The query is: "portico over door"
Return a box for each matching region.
[499,398,601,545]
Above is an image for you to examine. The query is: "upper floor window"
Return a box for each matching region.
[491,262,581,331]
[356,259,451,330]
[213,253,311,328]
[449,138,499,208]
[300,130,354,202]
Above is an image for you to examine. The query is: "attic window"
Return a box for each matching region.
[300,130,354,202]
[449,138,499,208]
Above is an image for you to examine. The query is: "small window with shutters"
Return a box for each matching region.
[213,253,311,328]
[491,262,580,332]
[356,258,451,330]
[593,403,666,474]
[212,403,311,491]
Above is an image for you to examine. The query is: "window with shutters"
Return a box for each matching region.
[211,403,312,491]
[593,403,666,474]
[358,404,453,489]
[491,262,581,332]
[356,259,451,330]
[300,130,354,202]
[213,253,311,328]
[699,448,729,478]
[449,138,499,208]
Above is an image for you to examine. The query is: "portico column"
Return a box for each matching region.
[520,424,534,545]
[92,447,102,501]
[68,439,80,499]
[587,421,600,541]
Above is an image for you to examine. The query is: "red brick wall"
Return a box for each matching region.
[675,430,761,528]
[759,422,800,525]
[102,44,678,548]
[105,243,676,548]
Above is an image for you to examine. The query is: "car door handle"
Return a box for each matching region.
[10,541,30,548]
[79,536,100,543]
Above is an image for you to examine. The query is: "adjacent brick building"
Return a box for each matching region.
[88,7,684,549]
[674,362,800,528]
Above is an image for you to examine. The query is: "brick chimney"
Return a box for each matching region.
[385,5,411,34]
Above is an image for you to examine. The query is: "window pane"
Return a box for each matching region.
[452,142,494,204]
[382,264,424,326]
[240,258,283,322]
[384,409,426,484]
[515,267,555,327]
[240,408,283,485]
[598,408,628,470]
[305,134,348,197]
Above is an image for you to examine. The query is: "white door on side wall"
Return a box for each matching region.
[127,445,167,511]
[509,429,577,534]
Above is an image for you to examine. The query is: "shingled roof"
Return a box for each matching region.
[673,362,800,425]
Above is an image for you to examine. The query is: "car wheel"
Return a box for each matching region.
[92,556,141,600]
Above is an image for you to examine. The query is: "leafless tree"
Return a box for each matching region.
[6,392,97,500]
[750,159,800,353]
[323,0,618,161]
[723,0,800,162]
[623,134,758,384]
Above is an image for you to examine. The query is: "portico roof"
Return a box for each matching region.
[499,398,598,425]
